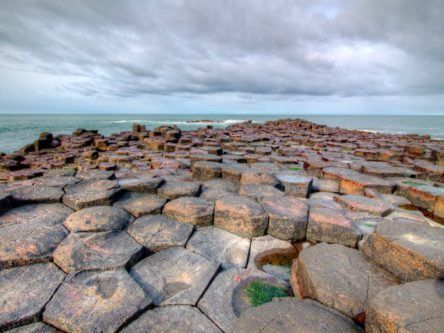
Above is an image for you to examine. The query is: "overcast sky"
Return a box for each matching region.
[0,0,443,114]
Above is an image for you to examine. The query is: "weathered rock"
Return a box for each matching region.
[53,230,143,272]
[10,185,64,204]
[163,196,214,226]
[63,179,121,210]
[214,195,268,237]
[306,207,361,247]
[186,226,250,268]
[295,243,399,318]
[232,298,363,333]
[121,305,222,333]
[127,214,193,252]
[113,192,166,218]
[157,181,201,200]
[198,267,290,332]
[260,195,308,240]
[64,206,131,232]
[130,247,218,306]
[240,170,279,186]
[238,184,284,200]
[0,263,65,331]
[276,172,313,197]
[43,269,150,333]
[0,203,72,227]
[117,177,163,192]
[335,194,393,216]
[366,279,444,333]
[4,322,56,333]
[192,161,222,181]
[362,220,444,281]
[221,164,250,183]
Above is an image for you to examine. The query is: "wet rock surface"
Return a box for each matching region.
[0,118,443,331]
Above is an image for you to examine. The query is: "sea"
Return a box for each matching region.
[0,114,443,153]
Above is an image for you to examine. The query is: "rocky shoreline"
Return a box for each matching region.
[0,118,443,332]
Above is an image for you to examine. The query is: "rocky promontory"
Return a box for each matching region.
[0,118,443,332]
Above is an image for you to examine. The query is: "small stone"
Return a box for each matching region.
[276,172,313,197]
[214,195,268,238]
[53,230,143,273]
[117,177,163,192]
[260,195,308,240]
[130,247,218,306]
[43,269,151,333]
[334,194,393,216]
[120,305,222,333]
[306,207,361,247]
[113,192,166,217]
[63,179,121,210]
[10,185,64,204]
[163,197,214,226]
[186,226,250,268]
[157,181,201,200]
[192,161,222,181]
[362,220,444,281]
[238,184,284,200]
[64,206,131,232]
[127,214,193,252]
[366,280,444,333]
[232,298,362,333]
[240,170,279,186]
[0,263,65,331]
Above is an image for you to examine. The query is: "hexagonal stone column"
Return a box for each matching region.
[294,243,399,319]
[186,226,250,268]
[4,322,55,332]
[192,161,222,181]
[334,195,393,216]
[366,280,444,333]
[0,203,72,227]
[64,206,132,232]
[120,305,222,333]
[362,220,444,281]
[0,263,65,331]
[306,206,361,247]
[163,197,214,226]
[157,181,201,200]
[260,195,308,240]
[113,192,166,217]
[276,172,313,197]
[53,230,143,272]
[43,269,150,332]
[214,196,268,238]
[117,177,163,193]
[127,215,194,252]
[130,247,218,306]
[232,299,362,333]
[11,185,64,204]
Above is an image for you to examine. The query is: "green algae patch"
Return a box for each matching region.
[245,280,288,307]
[288,167,301,171]
[401,180,425,187]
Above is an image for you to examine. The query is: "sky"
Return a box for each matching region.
[0,0,443,115]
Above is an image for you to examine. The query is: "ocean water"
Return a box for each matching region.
[0,114,443,153]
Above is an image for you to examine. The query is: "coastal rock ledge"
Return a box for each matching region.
[0,118,443,332]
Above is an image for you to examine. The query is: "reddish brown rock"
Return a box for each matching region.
[64,206,131,232]
[163,196,214,226]
[157,181,201,200]
[192,161,222,181]
[334,194,393,216]
[10,185,64,204]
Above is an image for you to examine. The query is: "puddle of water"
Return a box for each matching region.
[255,248,299,281]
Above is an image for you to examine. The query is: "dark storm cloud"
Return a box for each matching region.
[0,0,443,98]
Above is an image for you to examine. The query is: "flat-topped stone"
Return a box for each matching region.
[260,195,309,240]
[295,243,399,319]
[306,206,361,247]
[113,192,166,217]
[4,322,56,333]
[117,177,163,193]
[214,195,268,237]
[121,305,222,333]
[232,298,362,333]
[157,181,201,200]
[276,172,313,197]
[0,203,72,227]
[0,263,65,331]
[64,206,131,232]
[10,185,64,204]
[130,247,218,306]
[53,230,143,272]
[192,161,222,181]
[127,214,193,252]
[186,226,250,268]
[334,194,393,216]
[240,170,279,186]
[163,196,214,226]
[238,184,283,200]
[362,220,444,281]
[366,279,444,333]
[43,269,150,333]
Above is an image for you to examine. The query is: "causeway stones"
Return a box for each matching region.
[63,206,131,232]
[306,206,361,247]
[295,243,399,318]
[5,322,56,332]
[43,269,151,333]
[232,298,362,333]
[10,185,64,204]
[366,279,444,333]
[192,161,222,181]
[121,305,222,333]
[0,203,72,227]
[63,179,121,210]
[130,247,218,306]
[276,172,313,197]
[53,230,143,272]
[163,196,214,226]
[117,177,163,193]
[0,263,65,331]
[335,194,393,216]
[113,192,166,218]
[186,226,250,268]
[362,220,444,281]
[157,181,201,200]
[127,215,193,252]
[260,195,309,240]
[214,196,268,238]
[238,184,283,200]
